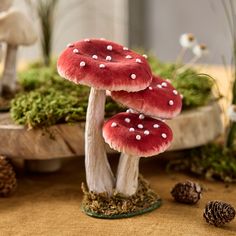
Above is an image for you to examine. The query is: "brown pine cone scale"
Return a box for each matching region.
[171,180,202,204]
[0,155,17,197]
[203,201,235,227]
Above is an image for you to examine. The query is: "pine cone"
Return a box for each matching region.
[203,201,235,227]
[171,180,202,204]
[0,155,17,197]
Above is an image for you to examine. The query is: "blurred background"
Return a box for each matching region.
[12,0,231,64]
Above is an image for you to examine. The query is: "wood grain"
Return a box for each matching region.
[0,102,223,160]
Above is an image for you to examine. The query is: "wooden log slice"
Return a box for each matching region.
[0,102,223,160]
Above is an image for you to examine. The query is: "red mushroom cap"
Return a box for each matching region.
[57,39,152,92]
[111,75,182,119]
[103,112,173,157]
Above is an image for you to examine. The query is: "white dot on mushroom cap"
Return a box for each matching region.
[161,82,167,87]
[149,87,153,90]
[107,45,112,51]
[80,61,86,67]
[142,54,148,59]
[99,64,106,68]
[130,74,136,80]
[111,122,117,127]
[123,47,128,50]
[67,43,74,48]
[153,124,160,128]
[92,55,98,60]
[173,90,178,95]
[84,39,90,42]
[129,127,135,132]
[166,79,172,83]
[144,130,150,135]
[161,133,167,139]
[136,58,142,63]
[157,84,162,89]
[125,118,131,123]
[73,49,79,54]
[136,135,141,140]
[106,56,112,61]
[138,124,144,129]
[180,94,184,99]
[126,108,135,113]
[139,114,145,119]
[126,55,132,59]
[169,100,174,106]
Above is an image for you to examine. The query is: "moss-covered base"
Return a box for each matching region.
[81,176,161,219]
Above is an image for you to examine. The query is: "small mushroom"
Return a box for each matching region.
[179,33,196,48]
[103,112,173,196]
[57,39,152,194]
[193,44,208,58]
[111,75,182,119]
[0,9,37,94]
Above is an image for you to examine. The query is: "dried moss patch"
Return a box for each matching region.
[81,176,161,218]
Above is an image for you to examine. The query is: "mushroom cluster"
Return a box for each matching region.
[0,0,37,95]
[58,39,152,194]
[104,75,182,196]
[57,38,182,197]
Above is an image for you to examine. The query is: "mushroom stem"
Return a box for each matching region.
[2,44,17,93]
[85,88,114,194]
[116,153,140,196]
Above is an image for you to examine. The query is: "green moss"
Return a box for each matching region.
[147,55,214,109]
[11,63,124,128]
[168,143,236,182]
[10,54,214,128]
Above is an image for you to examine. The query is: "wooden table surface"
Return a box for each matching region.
[0,156,236,236]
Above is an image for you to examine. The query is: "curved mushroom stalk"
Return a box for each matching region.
[85,88,114,194]
[2,44,17,92]
[116,153,140,196]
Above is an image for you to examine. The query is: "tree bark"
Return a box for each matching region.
[2,44,17,92]
[116,153,140,196]
[85,88,114,194]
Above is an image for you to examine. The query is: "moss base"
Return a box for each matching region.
[81,176,161,219]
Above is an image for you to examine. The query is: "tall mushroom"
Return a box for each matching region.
[103,112,173,196]
[57,39,152,194]
[107,75,182,196]
[0,8,37,94]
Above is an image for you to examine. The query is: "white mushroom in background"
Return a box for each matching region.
[179,33,196,48]
[192,44,208,58]
[0,8,37,94]
[0,0,14,78]
[176,33,196,64]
